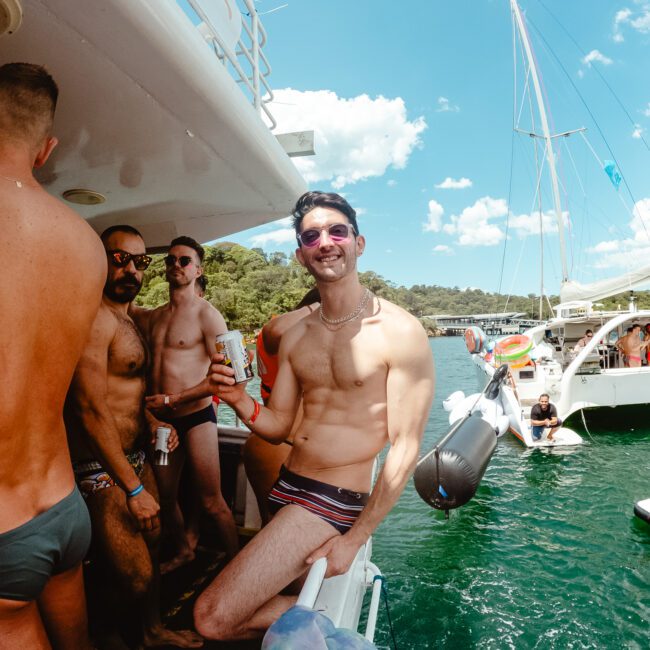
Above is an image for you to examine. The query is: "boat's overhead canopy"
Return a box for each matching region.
[0,0,307,247]
[560,266,650,304]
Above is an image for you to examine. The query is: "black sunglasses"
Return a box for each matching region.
[164,254,194,268]
[106,250,152,271]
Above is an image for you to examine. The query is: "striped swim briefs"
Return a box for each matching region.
[268,465,369,534]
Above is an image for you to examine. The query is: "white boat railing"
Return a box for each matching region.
[297,552,384,643]
[184,0,278,129]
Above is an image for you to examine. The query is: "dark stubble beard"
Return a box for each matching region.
[104,276,142,303]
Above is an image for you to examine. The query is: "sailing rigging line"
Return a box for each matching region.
[536,0,650,155]
[525,18,641,216]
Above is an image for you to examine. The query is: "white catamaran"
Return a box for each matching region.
[1,0,382,643]
[465,0,650,449]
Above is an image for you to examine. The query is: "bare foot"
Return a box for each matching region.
[143,626,203,648]
[160,550,195,575]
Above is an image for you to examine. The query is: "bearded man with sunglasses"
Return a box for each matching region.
[135,236,239,573]
[65,225,202,649]
[194,191,435,641]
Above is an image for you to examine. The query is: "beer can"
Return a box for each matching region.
[215,330,254,384]
[154,426,171,466]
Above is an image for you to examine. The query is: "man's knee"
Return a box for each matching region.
[193,589,237,640]
[200,492,230,517]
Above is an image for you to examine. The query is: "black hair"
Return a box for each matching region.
[294,287,320,310]
[196,275,208,293]
[291,191,359,236]
[100,224,143,245]
[170,236,204,263]
[0,63,59,142]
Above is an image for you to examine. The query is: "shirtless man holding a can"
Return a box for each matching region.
[0,62,104,650]
[135,236,238,572]
[194,191,435,641]
[65,225,202,648]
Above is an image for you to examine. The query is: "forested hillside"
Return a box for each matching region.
[135,242,650,332]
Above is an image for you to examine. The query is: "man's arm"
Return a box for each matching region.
[205,325,303,442]
[69,307,160,531]
[308,318,435,577]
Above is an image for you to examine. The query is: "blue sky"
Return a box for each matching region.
[215,0,650,297]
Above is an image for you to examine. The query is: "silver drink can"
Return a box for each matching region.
[215,330,254,384]
[154,426,171,466]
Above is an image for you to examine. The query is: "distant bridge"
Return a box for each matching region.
[426,312,544,336]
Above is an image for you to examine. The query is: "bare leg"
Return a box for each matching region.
[194,505,339,641]
[38,563,92,650]
[243,436,290,526]
[0,598,51,649]
[185,421,239,559]
[547,426,559,441]
[87,466,203,649]
[153,447,195,574]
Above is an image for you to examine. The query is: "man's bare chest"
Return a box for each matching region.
[109,319,147,377]
[151,313,204,352]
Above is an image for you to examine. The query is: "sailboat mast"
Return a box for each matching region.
[510,0,569,283]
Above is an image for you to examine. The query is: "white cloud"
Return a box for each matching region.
[433,244,453,254]
[588,198,650,268]
[387,179,397,187]
[436,96,459,113]
[582,49,613,66]
[632,124,645,139]
[643,103,650,117]
[509,210,569,237]
[423,199,444,232]
[267,88,426,189]
[435,176,473,190]
[443,196,508,246]
[613,8,632,41]
[612,5,650,41]
[386,249,393,254]
[249,227,296,248]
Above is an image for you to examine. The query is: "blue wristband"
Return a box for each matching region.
[127,483,144,498]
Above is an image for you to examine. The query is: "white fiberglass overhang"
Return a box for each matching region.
[0,0,307,247]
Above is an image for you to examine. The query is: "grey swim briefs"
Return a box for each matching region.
[0,486,91,601]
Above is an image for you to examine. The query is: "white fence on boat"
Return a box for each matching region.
[183,0,278,128]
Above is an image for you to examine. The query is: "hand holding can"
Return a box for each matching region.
[215,330,254,384]
[154,426,171,466]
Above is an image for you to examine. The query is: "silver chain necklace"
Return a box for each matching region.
[319,288,372,327]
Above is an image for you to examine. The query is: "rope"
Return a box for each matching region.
[580,408,595,441]
[373,576,398,650]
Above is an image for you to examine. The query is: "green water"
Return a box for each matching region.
[220,337,650,648]
[371,337,650,649]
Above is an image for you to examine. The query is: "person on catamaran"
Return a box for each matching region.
[530,394,562,442]
[616,324,648,368]
[193,190,435,641]
[573,329,593,351]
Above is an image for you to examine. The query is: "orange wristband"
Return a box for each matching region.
[249,399,261,424]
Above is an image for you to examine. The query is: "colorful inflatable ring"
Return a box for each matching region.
[494,334,532,362]
[509,355,532,369]
[464,326,486,355]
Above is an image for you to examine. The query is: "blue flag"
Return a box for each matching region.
[604,160,622,190]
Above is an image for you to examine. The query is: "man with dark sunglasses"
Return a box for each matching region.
[0,62,104,650]
[194,191,435,641]
[65,225,202,648]
[136,236,238,573]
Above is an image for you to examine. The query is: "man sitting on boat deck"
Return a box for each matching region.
[193,191,435,641]
[616,324,648,368]
[65,225,203,649]
[137,236,239,572]
[530,394,562,442]
[0,62,104,650]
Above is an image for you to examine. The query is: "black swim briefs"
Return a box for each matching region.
[0,486,91,601]
[166,403,217,437]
